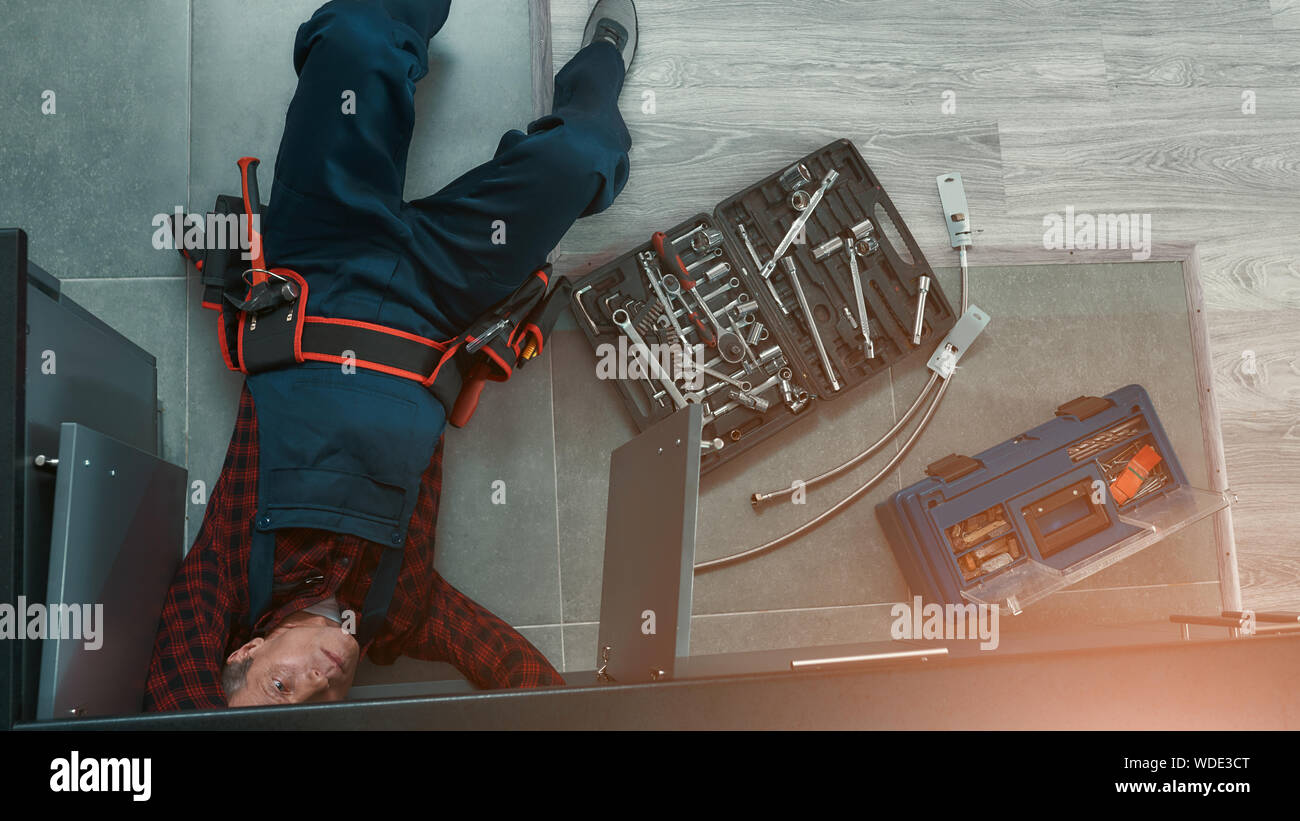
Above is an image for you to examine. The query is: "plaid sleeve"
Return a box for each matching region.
[141,530,232,711]
[404,572,567,689]
[143,387,258,711]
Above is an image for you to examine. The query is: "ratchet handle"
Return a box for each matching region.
[652,231,697,289]
[689,311,716,347]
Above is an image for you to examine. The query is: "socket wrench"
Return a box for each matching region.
[759,169,839,279]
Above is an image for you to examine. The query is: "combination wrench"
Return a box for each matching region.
[663,273,726,341]
[641,251,714,346]
[737,223,789,315]
[656,344,783,407]
[637,254,690,349]
[612,308,687,409]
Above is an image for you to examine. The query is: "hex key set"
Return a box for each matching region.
[570,139,957,473]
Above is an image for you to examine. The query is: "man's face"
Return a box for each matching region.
[225,616,360,706]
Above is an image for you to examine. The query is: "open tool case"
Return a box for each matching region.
[876,384,1232,613]
[570,139,957,474]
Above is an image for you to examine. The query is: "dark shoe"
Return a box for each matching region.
[582,0,637,73]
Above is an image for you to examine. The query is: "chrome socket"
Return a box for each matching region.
[779,162,813,192]
[911,275,931,345]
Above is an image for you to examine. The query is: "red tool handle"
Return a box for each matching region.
[649,232,713,345]
[687,310,716,347]
[449,361,491,428]
[652,231,697,289]
[237,157,267,282]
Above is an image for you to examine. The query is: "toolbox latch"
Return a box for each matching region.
[1055,395,1114,422]
[925,453,983,483]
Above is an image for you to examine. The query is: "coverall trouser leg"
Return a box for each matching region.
[264,0,631,338]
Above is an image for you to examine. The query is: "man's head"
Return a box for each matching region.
[222,611,360,707]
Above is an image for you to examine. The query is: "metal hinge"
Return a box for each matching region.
[596,644,616,684]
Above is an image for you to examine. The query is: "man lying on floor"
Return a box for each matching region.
[144,0,638,709]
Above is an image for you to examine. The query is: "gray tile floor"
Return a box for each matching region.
[5,1,1275,690]
[552,259,1224,670]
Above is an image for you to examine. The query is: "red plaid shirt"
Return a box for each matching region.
[144,385,563,711]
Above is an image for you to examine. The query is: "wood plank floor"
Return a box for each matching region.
[549,0,1300,614]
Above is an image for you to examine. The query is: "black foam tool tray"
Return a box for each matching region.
[569,138,957,475]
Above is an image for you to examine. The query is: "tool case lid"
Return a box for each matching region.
[960,484,1230,613]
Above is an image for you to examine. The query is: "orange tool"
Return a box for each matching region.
[1108,445,1162,505]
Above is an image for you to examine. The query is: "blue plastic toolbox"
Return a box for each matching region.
[876,384,1196,611]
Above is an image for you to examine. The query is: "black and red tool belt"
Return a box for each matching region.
[175,157,571,427]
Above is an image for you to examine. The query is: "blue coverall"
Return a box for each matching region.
[245,0,631,552]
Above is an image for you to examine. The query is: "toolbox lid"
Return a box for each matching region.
[959,485,1232,614]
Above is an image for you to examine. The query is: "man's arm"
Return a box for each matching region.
[144,386,260,711]
[143,533,235,711]
[402,571,566,689]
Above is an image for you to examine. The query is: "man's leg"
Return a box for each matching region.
[400,41,632,332]
[263,0,452,260]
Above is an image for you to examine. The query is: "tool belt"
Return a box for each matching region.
[177,157,572,428]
